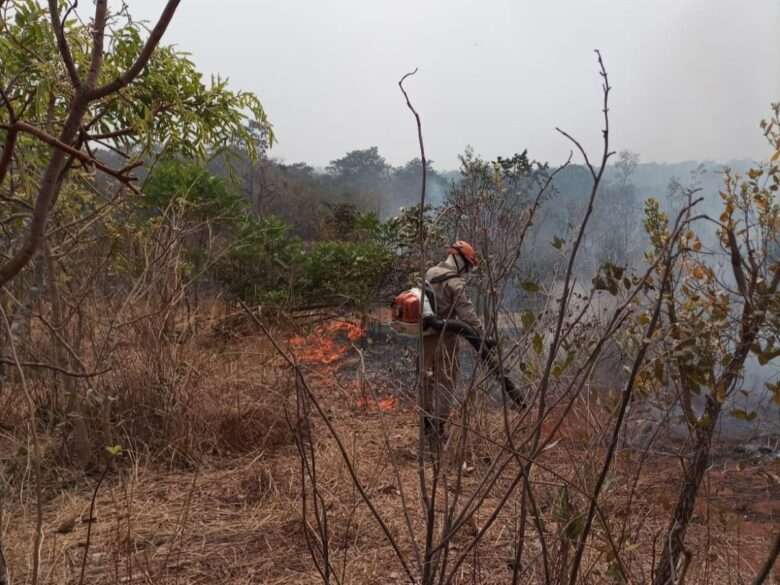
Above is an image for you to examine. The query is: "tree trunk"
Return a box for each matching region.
[44,244,74,416]
[7,271,38,377]
[653,397,720,585]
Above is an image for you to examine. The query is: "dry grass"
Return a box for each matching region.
[1,314,778,585]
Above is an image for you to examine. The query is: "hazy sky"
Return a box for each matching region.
[127,0,779,169]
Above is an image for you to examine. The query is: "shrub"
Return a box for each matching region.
[298,239,395,307]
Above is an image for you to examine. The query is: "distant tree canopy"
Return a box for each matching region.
[195,135,763,309]
[327,146,390,193]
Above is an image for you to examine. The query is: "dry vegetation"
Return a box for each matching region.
[1,312,777,584]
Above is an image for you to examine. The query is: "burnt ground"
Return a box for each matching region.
[2,316,779,585]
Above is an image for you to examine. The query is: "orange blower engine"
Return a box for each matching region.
[390,285,435,337]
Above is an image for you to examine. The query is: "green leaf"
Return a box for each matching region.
[105,445,123,457]
[564,513,587,541]
[730,409,757,422]
[532,334,544,355]
[551,236,564,250]
[522,281,540,293]
[521,310,536,330]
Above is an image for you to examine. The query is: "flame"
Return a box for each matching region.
[289,320,365,365]
[288,319,400,413]
[356,395,399,412]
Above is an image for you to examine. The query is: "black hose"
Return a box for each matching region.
[422,316,526,409]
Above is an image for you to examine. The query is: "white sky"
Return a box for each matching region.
[126,0,779,169]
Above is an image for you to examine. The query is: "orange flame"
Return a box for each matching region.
[288,320,400,412]
[356,395,399,412]
[289,320,365,365]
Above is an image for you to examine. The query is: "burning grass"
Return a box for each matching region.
[288,319,365,365]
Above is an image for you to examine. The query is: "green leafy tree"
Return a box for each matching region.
[0,0,271,287]
[327,146,389,192]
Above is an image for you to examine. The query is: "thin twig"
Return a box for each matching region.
[78,459,112,585]
[48,0,82,88]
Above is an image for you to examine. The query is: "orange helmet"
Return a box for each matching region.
[448,240,479,268]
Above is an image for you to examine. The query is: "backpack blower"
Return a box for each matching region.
[391,282,526,409]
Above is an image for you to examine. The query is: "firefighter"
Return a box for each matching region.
[421,240,483,448]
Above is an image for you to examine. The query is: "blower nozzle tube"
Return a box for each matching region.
[422,316,525,409]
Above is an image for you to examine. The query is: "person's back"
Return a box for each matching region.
[425,257,482,334]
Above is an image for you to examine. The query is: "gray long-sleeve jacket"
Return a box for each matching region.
[425,259,483,334]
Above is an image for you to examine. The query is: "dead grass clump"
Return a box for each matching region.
[5,307,296,470]
[216,402,294,454]
[210,305,289,341]
[240,465,279,502]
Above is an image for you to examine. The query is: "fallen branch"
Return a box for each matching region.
[0,358,111,378]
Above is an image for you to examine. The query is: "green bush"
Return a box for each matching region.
[298,240,394,307]
[214,215,302,303]
[143,158,246,222]
[140,158,402,308]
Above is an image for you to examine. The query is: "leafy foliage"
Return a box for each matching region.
[635,105,780,427]
[141,160,399,307]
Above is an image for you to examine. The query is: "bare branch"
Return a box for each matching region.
[85,127,135,141]
[567,201,698,585]
[89,0,182,100]
[0,125,18,186]
[726,227,750,301]
[0,86,17,120]
[48,0,82,89]
[0,357,111,378]
[85,0,108,89]
[555,127,597,179]
[398,67,438,573]
[398,69,427,242]
[0,117,80,287]
[529,51,616,498]
[3,122,141,189]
